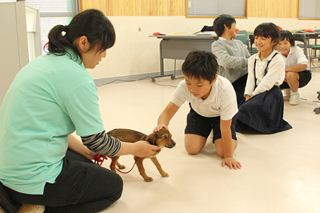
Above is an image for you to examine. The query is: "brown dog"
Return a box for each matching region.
[107,127,175,182]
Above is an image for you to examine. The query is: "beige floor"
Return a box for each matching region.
[98,71,320,213]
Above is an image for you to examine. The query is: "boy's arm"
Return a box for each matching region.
[156,102,179,130]
[220,119,234,158]
[220,119,241,169]
[285,63,307,72]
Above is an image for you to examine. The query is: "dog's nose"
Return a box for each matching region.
[165,139,176,148]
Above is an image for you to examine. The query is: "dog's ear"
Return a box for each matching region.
[144,133,157,145]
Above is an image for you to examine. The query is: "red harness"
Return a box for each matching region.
[94,155,107,166]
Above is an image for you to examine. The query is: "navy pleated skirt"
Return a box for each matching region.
[235,86,292,134]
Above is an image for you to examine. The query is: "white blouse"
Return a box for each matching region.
[245,50,285,96]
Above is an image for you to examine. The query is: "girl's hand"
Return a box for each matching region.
[245,95,252,101]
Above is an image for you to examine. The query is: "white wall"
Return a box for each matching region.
[88,16,320,80]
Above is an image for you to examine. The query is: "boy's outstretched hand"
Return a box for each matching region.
[153,124,168,132]
[221,157,241,170]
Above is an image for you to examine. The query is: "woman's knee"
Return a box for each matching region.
[110,173,123,201]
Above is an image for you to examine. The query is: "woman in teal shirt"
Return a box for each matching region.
[0,9,159,213]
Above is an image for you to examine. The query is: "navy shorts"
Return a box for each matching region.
[185,106,237,142]
[280,70,312,89]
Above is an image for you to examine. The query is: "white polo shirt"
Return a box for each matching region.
[283,46,308,67]
[171,75,238,120]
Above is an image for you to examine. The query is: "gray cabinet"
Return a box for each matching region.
[0,0,29,103]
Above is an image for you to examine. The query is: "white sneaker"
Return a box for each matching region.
[282,89,290,101]
[289,91,300,105]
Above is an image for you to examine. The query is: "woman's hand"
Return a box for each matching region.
[68,134,96,160]
[133,141,160,158]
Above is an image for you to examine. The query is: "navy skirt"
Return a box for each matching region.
[235,86,292,134]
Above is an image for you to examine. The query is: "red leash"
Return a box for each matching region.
[115,162,136,174]
[94,155,136,174]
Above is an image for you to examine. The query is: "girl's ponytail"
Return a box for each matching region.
[46,25,74,55]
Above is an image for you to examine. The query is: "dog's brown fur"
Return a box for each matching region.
[107,127,175,182]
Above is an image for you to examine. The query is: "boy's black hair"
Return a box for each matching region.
[279,30,295,46]
[253,22,280,44]
[46,9,115,58]
[182,51,218,82]
[213,14,236,37]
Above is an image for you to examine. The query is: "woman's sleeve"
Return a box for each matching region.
[62,81,104,137]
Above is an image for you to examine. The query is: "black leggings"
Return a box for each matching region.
[4,150,123,213]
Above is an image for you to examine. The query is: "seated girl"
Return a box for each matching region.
[235,23,292,134]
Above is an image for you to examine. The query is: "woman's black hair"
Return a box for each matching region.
[182,51,218,82]
[253,22,280,44]
[279,30,295,46]
[46,9,115,58]
[213,14,236,37]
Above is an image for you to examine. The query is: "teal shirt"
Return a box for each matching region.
[0,50,104,194]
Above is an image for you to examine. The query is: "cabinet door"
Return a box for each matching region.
[0,1,28,103]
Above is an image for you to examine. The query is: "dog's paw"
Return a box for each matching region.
[144,177,153,182]
[314,107,320,114]
[117,164,126,170]
[160,171,169,177]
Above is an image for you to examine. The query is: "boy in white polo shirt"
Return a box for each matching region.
[155,51,241,170]
[277,30,312,105]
